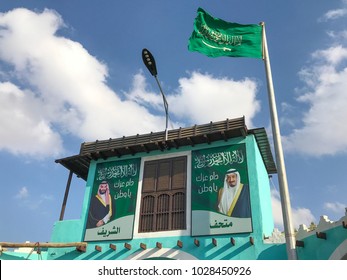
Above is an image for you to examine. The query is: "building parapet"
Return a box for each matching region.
[263,228,285,244]
[296,208,347,241]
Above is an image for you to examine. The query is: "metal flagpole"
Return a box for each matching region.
[261,22,297,260]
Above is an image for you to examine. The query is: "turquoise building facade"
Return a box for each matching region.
[48,117,287,260]
[1,117,346,260]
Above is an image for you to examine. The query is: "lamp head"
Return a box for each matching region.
[142,48,158,76]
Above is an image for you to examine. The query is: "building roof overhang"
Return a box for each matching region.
[55,117,277,181]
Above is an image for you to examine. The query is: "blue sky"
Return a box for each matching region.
[0,0,346,243]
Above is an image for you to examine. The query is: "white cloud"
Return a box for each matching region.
[324,202,346,214]
[0,8,261,158]
[125,72,163,111]
[14,186,29,200]
[312,45,347,65]
[284,45,347,156]
[128,71,261,128]
[168,72,260,127]
[327,30,347,41]
[291,207,316,229]
[0,8,166,157]
[271,189,315,230]
[0,82,63,157]
[13,185,54,211]
[319,8,347,22]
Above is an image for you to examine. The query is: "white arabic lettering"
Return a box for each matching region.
[194,150,244,169]
[97,163,138,181]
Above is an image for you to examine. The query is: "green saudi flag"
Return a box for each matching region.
[188,8,263,58]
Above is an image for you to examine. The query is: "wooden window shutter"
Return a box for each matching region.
[172,157,187,190]
[156,194,170,231]
[171,192,186,230]
[139,195,155,232]
[139,156,187,233]
[142,162,157,192]
[157,160,170,191]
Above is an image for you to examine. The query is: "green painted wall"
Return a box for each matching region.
[296,225,347,260]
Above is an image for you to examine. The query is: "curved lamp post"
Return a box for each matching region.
[142,48,169,140]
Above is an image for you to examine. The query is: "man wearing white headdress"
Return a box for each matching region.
[217,168,251,217]
[86,181,114,228]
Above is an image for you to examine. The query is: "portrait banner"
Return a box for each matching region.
[84,158,141,241]
[191,144,252,236]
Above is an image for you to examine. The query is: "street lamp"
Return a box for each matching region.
[142,48,169,141]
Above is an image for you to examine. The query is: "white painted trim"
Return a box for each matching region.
[125,247,198,260]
